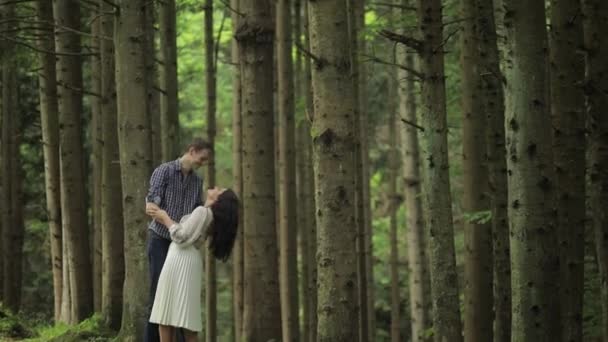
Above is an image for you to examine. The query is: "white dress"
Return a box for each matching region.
[149,206,213,332]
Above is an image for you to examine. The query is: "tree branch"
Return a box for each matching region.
[379,29,423,52]
[214,7,227,71]
[218,0,244,17]
[153,85,167,96]
[295,41,324,68]
[442,17,472,27]
[433,26,461,53]
[5,18,113,41]
[0,34,99,56]
[400,118,425,131]
[362,53,424,80]
[0,0,34,6]
[368,2,416,11]
[56,79,102,97]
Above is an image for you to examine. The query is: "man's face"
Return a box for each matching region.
[190,148,211,169]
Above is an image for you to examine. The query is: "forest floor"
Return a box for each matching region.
[0,306,115,342]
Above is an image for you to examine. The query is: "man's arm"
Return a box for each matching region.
[146,165,167,208]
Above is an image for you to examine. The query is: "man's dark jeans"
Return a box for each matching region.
[144,230,185,342]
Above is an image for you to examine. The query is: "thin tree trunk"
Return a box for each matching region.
[204,0,217,339]
[548,1,586,340]
[61,232,72,322]
[236,1,281,340]
[159,0,179,161]
[309,1,358,340]
[296,121,312,342]
[145,1,162,166]
[100,0,124,329]
[54,0,93,322]
[396,3,432,338]
[355,1,375,336]
[388,68,400,342]
[230,0,244,339]
[582,0,608,341]
[416,0,464,341]
[115,0,153,338]
[476,0,510,340]
[398,47,431,340]
[91,15,103,314]
[10,78,24,313]
[277,0,299,340]
[294,1,308,340]
[302,2,317,339]
[36,0,63,322]
[347,1,369,340]
[1,24,21,311]
[503,0,560,340]
[460,0,493,340]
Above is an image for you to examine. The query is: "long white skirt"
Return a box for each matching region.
[149,242,202,332]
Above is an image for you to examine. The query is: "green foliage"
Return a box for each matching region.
[462,210,493,225]
[177,4,235,187]
[0,304,36,340]
[24,314,114,342]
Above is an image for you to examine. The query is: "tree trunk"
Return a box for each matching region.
[36,0,63,322]
[60,233,72,322]
[347,1,369,340]
[159,0,179,161]
[100,0,124,329]
[204,1,217,339]
[1,18,22,310]
[115,0,153,338]
[582,0,608,341]
[145,1,162,166]
[476,0,510,340]
[398,46,431,340]
[302,3,317,340]
[416,0,464,341]
[352,2,375,338]
[54,0,93,322]
[236,1,281,340]
[231,0,244,339]
[296,122,308,341]
[294,0,307,340]
[277,0,299,340]
[503,0,560,340]
[9,72,24,313]
[309,1,358,340]
[460,0,493,340]
[388,67,400,342]
[548,1,586,341]
[91,16,103,314]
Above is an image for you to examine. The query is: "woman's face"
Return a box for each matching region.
[206,187,226,204]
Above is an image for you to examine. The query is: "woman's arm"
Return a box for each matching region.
[169,207,210,244]
[148,206,209,244]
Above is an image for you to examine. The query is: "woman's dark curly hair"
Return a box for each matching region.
[206,189,239,262]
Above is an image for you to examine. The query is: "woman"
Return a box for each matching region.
[146,187,239,342]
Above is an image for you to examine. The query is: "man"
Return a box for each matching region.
[144,138,212,342]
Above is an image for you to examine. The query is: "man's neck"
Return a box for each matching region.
[179,156,192,175]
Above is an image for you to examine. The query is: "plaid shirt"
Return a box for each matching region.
[146,159,203,240]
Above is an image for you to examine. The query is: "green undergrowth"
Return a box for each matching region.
[0,307,116,342]
[0,304,35,340]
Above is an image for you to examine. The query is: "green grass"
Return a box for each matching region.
[24,314,115,342]
[0,308,116,342]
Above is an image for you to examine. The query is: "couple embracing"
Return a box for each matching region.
[144,138,239,342]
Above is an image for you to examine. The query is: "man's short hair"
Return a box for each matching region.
[185,138,212,153]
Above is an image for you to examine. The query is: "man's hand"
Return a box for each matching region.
[146,203,160,216]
